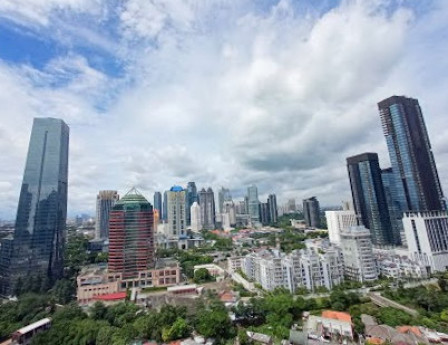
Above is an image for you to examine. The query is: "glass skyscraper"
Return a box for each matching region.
[0,118,69,296]
[378,96,445,211]
[153,191,162,214]
[185,182,198,226]
[347,153,394,246]
[303,196,321,228]
[247,185,260,223]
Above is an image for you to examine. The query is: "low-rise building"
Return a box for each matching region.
[304,310,353,341]
[77,259,181,305]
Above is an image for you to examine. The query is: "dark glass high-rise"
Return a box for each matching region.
[346,153,395,246]
[0,118,69,296]
[378,96,445,211]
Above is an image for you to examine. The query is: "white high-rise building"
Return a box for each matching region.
[222,201,236,230]
[403,211,448,273]
[167,186,187,239]
[95,190,119,240]
[190,202,202,232]
[340,226,378,282]
[325,210,357,245]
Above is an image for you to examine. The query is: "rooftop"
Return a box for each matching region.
[322,310,352,323]
[93,292,127,301]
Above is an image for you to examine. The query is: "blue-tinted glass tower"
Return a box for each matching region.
[347,153,394,246]
[378,96,445,211]
[153,191,162,214]
[381,168,404,245]
[0,118,69,296]
[186,182,198,226]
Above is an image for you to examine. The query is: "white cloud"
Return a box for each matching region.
[0,0,447,218]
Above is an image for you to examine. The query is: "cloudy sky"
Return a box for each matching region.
[0,0,447,219]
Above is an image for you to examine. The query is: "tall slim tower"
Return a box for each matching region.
[0,118,69,296]
[198,187,216,229]
[162,191,168,221]
[185,182,197,226]
[218,187,232,214]
[167,186,187,238]
[190,201,202,232]
[247,185,260,223]
[153,191,162,214]
[303,197,321,228]
[378,96,445,211]
[346,153,395,246]
[108,189,154,279]
[95,190,119,240]
[267,194,278,224]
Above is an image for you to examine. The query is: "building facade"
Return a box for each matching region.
[198,187,216,229]
[190,201,202,232]
[186,182,198,226]
[340,226,378,282]
[108,189,155,279]
[218,187,232,214]
[267,194,278,224]
[403,211,448,273]
[347,153,395,246]
[153,191,162,215]
[325,210,357,245]
[247,185,260,224]
[95,190,119,240]
[0,118,69,296]
[381,168,405,245]
[303,197,321,228]
[378,96,445,212]
[166,186,187,239]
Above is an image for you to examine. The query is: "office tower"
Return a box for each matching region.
[247,185,260,223]
[95,190,119,240]
[340,226,378,282]
[0,118,69,296]
[259,203,270,225]
[218,187,232,214]
[108,189,154,279]
[153,191,162,214]
[346,153,394,246]
[190,202,202,232]
[222,201,236,227]
[325,210,357,245]
[381,168,405,245]
[186,182,198,226]
[166,186,187,238]
[303,196,321,228]
[267,194,278,224]
[403,211,448,273]
[198,187,216,229]
[287,199,296,213]
[162,191,168,221]
[378,96,445,211]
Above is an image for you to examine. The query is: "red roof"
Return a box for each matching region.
[322,310,352,322]
[93,292,127,301]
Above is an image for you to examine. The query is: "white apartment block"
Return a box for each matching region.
[190,202,202,232]
[403,211,448,273]
[340,226,378,282]
[227,256,245,273]
[325,210,357,245]
[243,248,344,292]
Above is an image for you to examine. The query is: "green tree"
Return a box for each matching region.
[194,268,213,284]
[162,318,191,342]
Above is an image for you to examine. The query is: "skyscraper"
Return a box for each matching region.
[267,194,278,224]
[108,189,154,279]
[247,185,260,224]
[325,210,357,245]
[259,202,270,225]
[95,190,119,240]
[381,168,405,245]
[0,118,69,296]
[162,191,168,221]
[186,182,198,226]
[167,186,187,238]
[153,191,162,214]
[198,187,216,229]
[346,153,394,246]
[378,96,445,211]
[190,202,202,232]
[303,197,321,228]
[218,187,232,214]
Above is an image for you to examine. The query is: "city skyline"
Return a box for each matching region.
[0,1,448,218]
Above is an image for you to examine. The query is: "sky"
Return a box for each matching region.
[0,0,447,219]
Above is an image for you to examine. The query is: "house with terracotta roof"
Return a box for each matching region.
[304,310,353,341]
